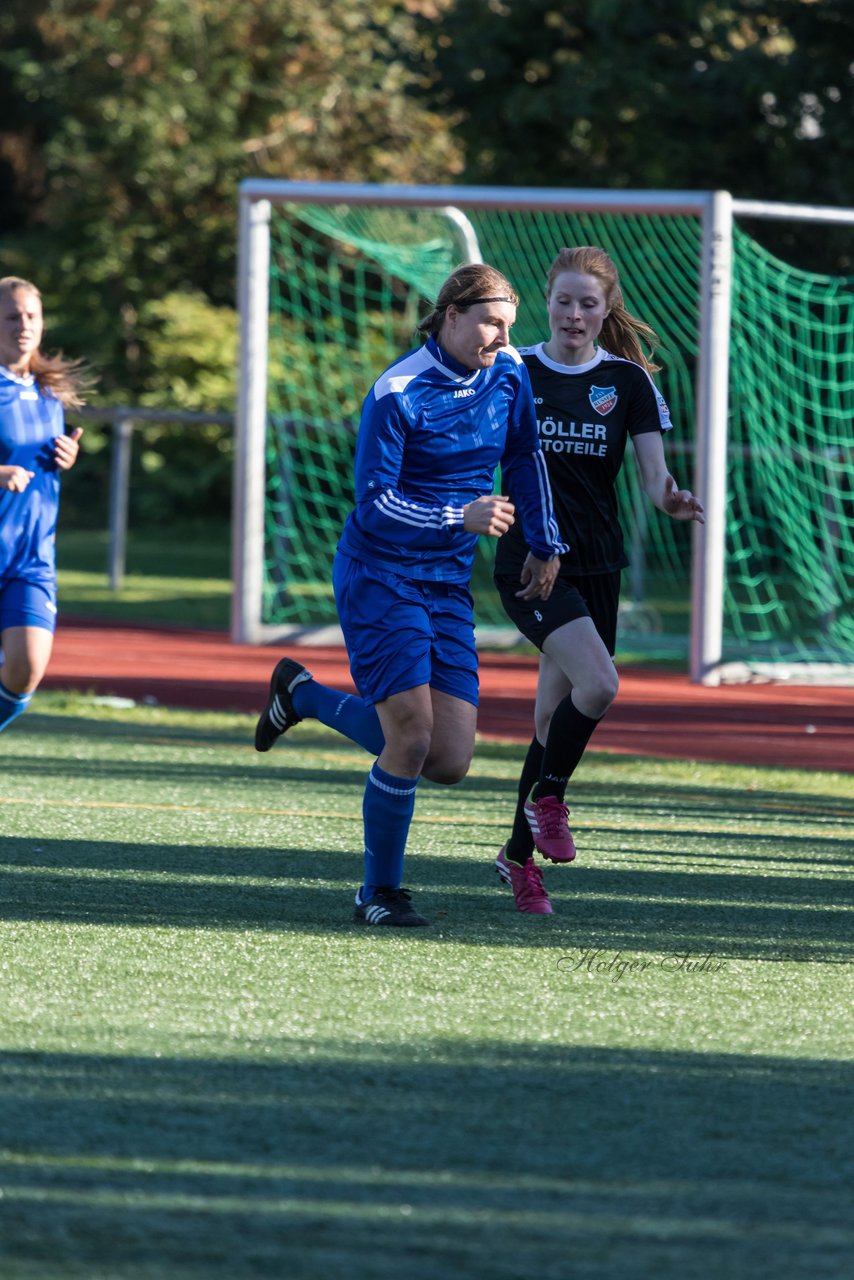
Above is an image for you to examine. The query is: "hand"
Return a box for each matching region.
[0,465,35,493]
[662,474,705,524]
[516,551,561,601]
[463,494,515,537]
[54,426,83,472]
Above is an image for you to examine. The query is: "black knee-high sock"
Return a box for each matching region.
[505,735,544,864]
[532,693,601,803]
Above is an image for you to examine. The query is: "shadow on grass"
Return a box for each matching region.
[0,1044,851,1279]
[1,837,852,962]
[0,750,354,789]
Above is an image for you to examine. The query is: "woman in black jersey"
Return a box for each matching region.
[493,246,705,914]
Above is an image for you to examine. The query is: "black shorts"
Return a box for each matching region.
[494,568,620,655]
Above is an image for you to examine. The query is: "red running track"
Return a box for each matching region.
[44,621,854,773]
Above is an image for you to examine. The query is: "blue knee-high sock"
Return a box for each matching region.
[0,682,32,733]
[361,762,418,899]
[292,679,384,755]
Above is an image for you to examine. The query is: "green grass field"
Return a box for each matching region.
[57,527,233,630]
[1,695,852,1279]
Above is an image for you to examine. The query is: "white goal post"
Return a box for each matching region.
[233,179,854,684]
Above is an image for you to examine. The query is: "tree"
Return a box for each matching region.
[428,0,854,270]
[0,0,462,397]
[0,1,465,523]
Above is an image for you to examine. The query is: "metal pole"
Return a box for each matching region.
[690,192,733,685]
[108,414,134,591]
[232,194,272,644]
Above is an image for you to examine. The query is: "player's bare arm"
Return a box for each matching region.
[463,494,516,537]
[633,432,704,524]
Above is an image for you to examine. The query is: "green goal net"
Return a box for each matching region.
[262,201,698,651]
[726,229,853,673]
[242,186,853,678]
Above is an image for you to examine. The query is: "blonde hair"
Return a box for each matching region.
[545,247,661,373]
[0,276,92,408]
[417,262,519,338]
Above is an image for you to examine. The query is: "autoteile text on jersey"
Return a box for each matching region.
[538,416,608,455]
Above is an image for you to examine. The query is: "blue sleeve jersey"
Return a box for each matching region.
[0,367,66,585]
[337,336,566,583]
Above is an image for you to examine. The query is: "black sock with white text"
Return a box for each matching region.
[504,734,543,865]
[532,693,601,803]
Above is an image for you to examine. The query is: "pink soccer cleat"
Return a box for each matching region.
[495,845,553,915]
[523,793,577,863]
[495,844,514,887]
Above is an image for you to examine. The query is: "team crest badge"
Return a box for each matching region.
[589,385,617,415]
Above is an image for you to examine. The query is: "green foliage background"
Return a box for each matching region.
[1,0,851,525]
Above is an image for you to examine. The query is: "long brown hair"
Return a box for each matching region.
[545,246,661,373]
[0,277,92,408]
[417,262,519,338]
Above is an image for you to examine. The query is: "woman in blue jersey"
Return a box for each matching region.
[0,277,86,734]
[255,262,566,927]
[493,246,704,914]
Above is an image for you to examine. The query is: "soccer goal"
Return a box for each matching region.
[233,180,854,685]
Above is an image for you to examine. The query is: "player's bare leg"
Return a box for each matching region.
[0,625,54,733]
[1,624,54,693]
[421,688,477,785]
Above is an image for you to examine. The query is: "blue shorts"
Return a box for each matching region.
[332,552,479,708]
[0,577,57,633]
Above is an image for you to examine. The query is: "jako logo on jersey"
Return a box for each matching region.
[453,387,476,399]
[589,385,618,415]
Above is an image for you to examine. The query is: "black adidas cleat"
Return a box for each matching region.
[254,656,313,752]
[353,887,430,928]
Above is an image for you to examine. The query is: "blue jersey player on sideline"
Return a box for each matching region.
[0,277,87,734]
[255,262,567,927]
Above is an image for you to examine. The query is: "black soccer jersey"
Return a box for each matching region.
[494,344,672,576]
